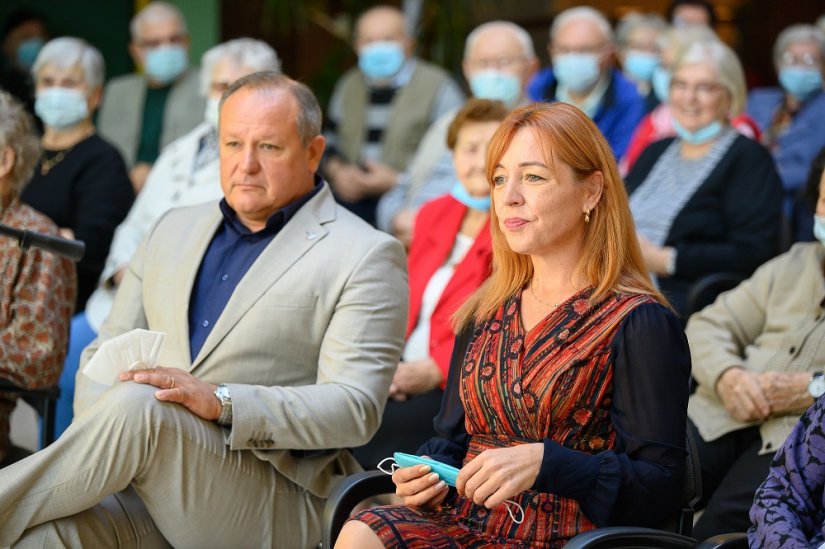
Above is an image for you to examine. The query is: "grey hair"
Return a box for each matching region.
[199,38,282,97]
[0,91,41,196]
[354,5,408,43]
[464,21,536,60]
[674,39,747,116]
[32,37,105,89]
[220,71,322,146]
[772,24,825,67]
[130,1,187,42]
[616,12,668,50]
[550,6,614,45]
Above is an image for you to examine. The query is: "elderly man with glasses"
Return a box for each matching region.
[98,1,205,193]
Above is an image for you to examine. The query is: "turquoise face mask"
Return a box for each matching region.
[450,181,490,212]
[358,41,405,80]
[553,53,600,93]
[779,67,823,101]
[145,45,188,84]
[651,66,671,103]
[16,37,45,70]
[35,87,89,129]
[624,51,660,83]
[814,214,825,246]
[469,70,521,107]
[672,117,723,145]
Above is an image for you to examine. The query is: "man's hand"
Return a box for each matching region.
[119,366,221,421]
[391,209,416,248]
[456,444,543,509]
[326,158,370,202]
[360,160,399,195]
[758,371,813,415]
[715,367,771,422]
[389,358,442,401]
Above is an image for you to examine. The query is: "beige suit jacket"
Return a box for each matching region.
[76,183,408,497]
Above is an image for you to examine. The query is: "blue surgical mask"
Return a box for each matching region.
[35,87,89,129]
[144,45,189,85]
[204,96,220,129]
[553,53,601,93]
[672,117,723,144]
[450,181,490,212]
[358,41,405,81]
[814,214,825,246]
[17,38,45,71]
[651,66,671,103]
[778,67,823,101]
[624,51,660,83]
[469,70,521,107]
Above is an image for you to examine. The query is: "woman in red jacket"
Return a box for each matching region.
[353,98,509,469]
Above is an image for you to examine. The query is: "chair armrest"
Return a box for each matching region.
[564,526,697,549]
[695,532,748,549]
[322,470,394,548]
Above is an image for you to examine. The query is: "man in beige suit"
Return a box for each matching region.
[0,72,408,548]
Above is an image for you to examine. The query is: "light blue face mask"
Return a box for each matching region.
[623,51,660,83]
[672,117,723,144]
[779,67,823,101]
[358,41,405,80]
[16,37,45,70]
[814,214,825,246]
[469,70,521,107]
[34,87,89,129]
[450,181,490,212]
[553,53,600,93]
[651,66,671,103]
[145,45,189,85]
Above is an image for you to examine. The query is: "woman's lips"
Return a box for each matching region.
[503,217,529,229]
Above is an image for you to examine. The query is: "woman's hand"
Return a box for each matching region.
[715,367,771,422]
[455,443,543,509]
[119,366,221,421]
[392,462,450,509]
[389,358,443,400]
[637,234,674,276]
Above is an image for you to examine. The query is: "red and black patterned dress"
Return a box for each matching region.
[355,288,690,547]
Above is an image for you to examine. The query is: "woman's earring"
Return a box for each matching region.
[584,209,591,224]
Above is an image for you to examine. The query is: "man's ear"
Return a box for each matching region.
[306,135,326,172]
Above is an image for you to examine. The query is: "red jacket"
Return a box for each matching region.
[406,195,493,384]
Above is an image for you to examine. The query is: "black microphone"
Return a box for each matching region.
[0,222,85,262]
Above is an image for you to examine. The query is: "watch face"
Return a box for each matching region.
[810,377,825,398]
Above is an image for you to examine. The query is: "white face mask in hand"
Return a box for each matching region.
[82,329,167,386]
[814,215,825,247]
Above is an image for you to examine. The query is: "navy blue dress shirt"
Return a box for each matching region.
[188,180,322,360]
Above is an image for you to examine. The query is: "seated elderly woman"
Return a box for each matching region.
[615,12,668,113]
[747,24,825,241]
[626,38,783,318]
[352,98,508,469]
[0,91,76,467]
[20,37,133,313]
[53,37,282,438]
[336,102,691,547]
[687,146,825,541]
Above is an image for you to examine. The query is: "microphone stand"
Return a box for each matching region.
[0,222,85,262]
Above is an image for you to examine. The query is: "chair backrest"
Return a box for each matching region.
[0,379,60,449]
[678,422,702,537]
[685,272,745,319]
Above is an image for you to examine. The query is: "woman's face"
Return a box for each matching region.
[452,120,501,198]
[492,127,598,258]
[35,62,100,112]
[670,62,730,132]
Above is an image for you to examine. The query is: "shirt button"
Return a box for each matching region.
[789,346,796,354]
[221,274,229,281]
[202,320,210,328]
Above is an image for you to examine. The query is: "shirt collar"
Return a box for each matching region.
[557,71,611,119]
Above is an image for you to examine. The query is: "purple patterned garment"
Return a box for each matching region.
[749,396,825,548]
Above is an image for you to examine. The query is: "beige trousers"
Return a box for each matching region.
[0,382,323,548]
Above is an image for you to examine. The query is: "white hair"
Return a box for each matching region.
[32,36,105,89]
[0,91,40,195]
[773,24,825,67]
[616,12,668,50]
[675,39,747,116]
[464,20,536,61]
[130,1,187,42]
[550,6,614,45]
[199,38,282,96]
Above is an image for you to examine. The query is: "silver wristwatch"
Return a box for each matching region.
[809,373,825,399]
[214,384,233,426]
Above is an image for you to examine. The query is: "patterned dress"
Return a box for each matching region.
[356,288,678,547]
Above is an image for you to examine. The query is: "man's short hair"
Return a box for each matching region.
[130,1,187,42]
[199,38,282,97]
[550,6,614,46]
[220,71,322,146]
[464,21,536,61]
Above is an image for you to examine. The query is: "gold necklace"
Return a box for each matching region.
[40,147,73,175]
[529,281,560,309]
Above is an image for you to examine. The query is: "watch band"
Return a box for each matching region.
[214,384,233,426]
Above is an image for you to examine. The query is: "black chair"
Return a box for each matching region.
[321,425,702,548]
[0,379,60,449]
[685,272,746,319]
[696,532,748,548]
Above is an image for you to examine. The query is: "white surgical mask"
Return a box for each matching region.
[35,87,89,129]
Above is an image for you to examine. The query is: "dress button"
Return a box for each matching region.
[202,320,210,328]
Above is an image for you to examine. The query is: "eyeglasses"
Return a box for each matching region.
[466,56,526,71]
[781,51,820,67]
[136,33,187,49]
[551,44,606,56]
[669,78,723,99]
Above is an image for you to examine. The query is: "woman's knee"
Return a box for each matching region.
[335,519,384,549]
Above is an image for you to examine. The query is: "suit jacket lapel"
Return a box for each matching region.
[190,184,336,369]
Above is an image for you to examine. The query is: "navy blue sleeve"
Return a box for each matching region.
[531,302,691,527]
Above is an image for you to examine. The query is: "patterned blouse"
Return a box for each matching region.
[0,197,76,461]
